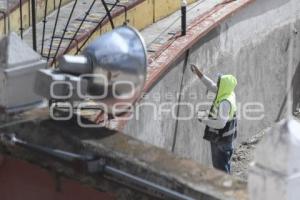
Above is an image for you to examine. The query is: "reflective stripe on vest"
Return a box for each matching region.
[222,125,236,137]
[207,117,237,137]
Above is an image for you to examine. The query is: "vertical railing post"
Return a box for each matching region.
[19,0,24,39]
[101,0,115,29]
[181,0,187,36]
[6,0,10,34]
[248,119,300,200]
[31,0,37,51]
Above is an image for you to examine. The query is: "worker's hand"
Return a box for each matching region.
[190,64,203,78]
[190,64,197,73]
[197,110,207,123]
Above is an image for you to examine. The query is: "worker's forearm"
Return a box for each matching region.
[202,118,227,129]
[195,70,203,79]
[191,65,218,93]
[200,75,218,93]
[201,101,230,129]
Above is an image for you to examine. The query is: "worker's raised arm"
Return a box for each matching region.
[190,64,218,93]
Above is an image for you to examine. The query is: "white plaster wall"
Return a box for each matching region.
[125,0,300,165]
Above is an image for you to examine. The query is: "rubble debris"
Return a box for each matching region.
[232,131,266,181]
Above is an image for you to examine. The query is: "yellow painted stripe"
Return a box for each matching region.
[73,0,197,53]
[153,0,197,22]
[1,0,197,57]
[0,0,73,36]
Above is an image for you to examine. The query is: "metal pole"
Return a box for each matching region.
[19,0,24,38]
[6,0,10,34]
[31,0,37,51]
[181,0,187,36]
[104,166,194,200]
[172,50,189,152]
[41,0,48,55]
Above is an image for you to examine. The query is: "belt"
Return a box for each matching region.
[208,127,236,137]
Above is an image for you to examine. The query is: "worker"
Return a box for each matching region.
[190,64,237,174]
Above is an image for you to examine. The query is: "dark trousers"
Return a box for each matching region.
[210,141,233,174]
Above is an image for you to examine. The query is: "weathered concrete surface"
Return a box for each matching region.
[125,0,300,166]
[0,109,248,200]
[248,119,300,200]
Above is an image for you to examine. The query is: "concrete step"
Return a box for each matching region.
[0,0,73,37]
[13,0,198,63]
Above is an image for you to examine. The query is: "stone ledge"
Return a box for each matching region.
[0,108,247,200]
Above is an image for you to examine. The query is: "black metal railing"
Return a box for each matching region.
[31,0,37,51]
[18,0,128,65]
[73,0,120,56]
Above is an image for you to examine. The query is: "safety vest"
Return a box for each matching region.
[203,75,238,143]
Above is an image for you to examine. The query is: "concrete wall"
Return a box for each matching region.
[125,0,300,166]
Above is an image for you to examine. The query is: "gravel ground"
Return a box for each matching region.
[232,131,267,181]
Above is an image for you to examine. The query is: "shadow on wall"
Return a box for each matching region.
[197,0,293,43]
[276,60,300,121]
[293,62,300,113]
[225,0,291,27]
[185,0,293,67]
